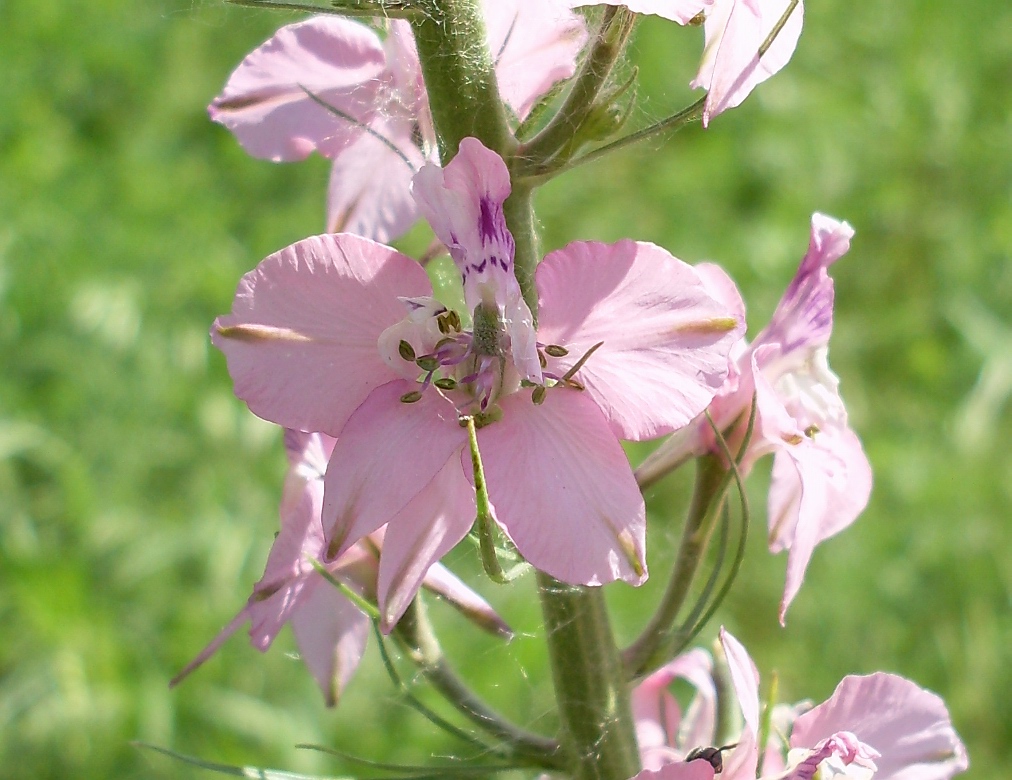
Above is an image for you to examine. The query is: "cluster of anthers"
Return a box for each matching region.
[390,297,603,425]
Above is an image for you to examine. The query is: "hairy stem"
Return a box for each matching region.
[409,0,515,163]
[395,598,563,768]
[538,574,641,780]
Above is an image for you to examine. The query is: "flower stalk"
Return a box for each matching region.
[394,596,563,768]
[623,453,729,678]
[537,573,642,780]
[408,0,515,163]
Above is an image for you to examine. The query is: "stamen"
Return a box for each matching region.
[416,355,440,372]
[398,340,416,362]
[560,341,605,384]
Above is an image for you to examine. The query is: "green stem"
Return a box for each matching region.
[521,97,707,187]
[622,454,727,678]
[537,574,641,780]
[517,8,635,172]
[409,0,515,163]
[395,598,563,768]
[227,0,418,17]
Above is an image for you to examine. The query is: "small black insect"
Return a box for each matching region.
[685,744,737,774]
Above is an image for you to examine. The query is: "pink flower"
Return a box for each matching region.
[211,137,744,629]
[631,649,717,770]
[642,214,871,623]
[629,762,717,780]
[718,628,969,780]
[630,629,967,780]
[170,430,510,704]
[209,2,587,242]
[691,0,805,126]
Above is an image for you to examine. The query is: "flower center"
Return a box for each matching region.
[379,298,602,421]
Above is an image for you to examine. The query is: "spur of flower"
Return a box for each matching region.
[627,628,968,780]
[211,137,744,630]
[640,213,872,623]
[209,0,587,241]
[170,429,510,705]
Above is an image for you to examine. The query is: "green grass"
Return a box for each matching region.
[1,1,1008,778]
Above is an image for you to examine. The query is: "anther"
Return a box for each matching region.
[804,424,820,439]
[544,344,569,357]
[538,349,547,369]
[400,390,423,403]
[434,377,457,391]
[416,355,440,372]
[532,386,547,405]
[398,340,416,362]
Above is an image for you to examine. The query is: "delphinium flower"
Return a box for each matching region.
[170,429,510,705]
[571,0,804,125]
[640,214,872,623]
[211,137,745,630]
[209,0,587,241]
[627,629,968,780]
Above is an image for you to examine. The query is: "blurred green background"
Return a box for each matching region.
[1,0,1008,777]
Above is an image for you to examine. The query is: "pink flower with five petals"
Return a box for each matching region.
[211,137,744,630]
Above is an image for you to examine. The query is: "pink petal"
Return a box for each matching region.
[487,0,589,119]
[692,0,804,126]
[212,234,432,436]
[791,674,969,780]
[209,17,386,161]
[719,628,760,735]
[768,424,872,624]
[322,380,468,560]
[376,455,476,632]
[633,649,716,760]
[290,583,371,706]
[717,628,760,780]
[170,609,249,686]
[536,240,743,441]
[569,1,712,25]
[475,387,647,585]
[412,138,541,381]
[325,115,428,242]
[756,213,853,357]
[422,563,513,638]
[629,761,716,780]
